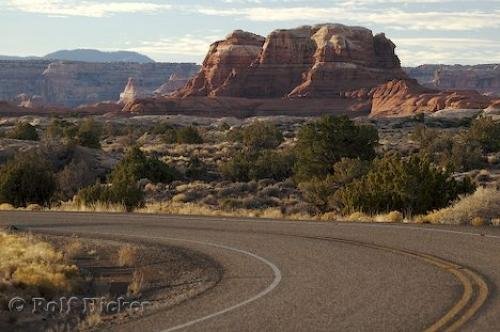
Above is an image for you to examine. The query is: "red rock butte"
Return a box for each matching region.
[124,23,499,117]
[175,24,407,98]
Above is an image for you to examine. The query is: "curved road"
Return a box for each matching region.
[1,211,500,331]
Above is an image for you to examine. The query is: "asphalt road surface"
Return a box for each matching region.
[1,211,500,332]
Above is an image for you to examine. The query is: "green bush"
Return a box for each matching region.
[110,146,178,184]
[8,122,39,141]
[76,178,144,212]
[185,157,209,180]
[412,125,485,172]
[250,150,294,181]
[467,117,500,153]
[294,116,378,182]
[331,158,371,186]
[150,122,174,135]
[220,152,251,182]
[299,176,338,212]
[333,154,475,215]
[0,152,56,207]
[76,118,102,149]
[220,150,294,182]
[242,122,283,151]
[176,126,203,144]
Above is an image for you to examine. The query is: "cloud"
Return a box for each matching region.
[5,0,172,17]
[126,34,223,59]
[196,6,500,31]
[394,37,500,65]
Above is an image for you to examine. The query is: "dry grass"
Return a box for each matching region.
[0,232,80,297]
[127,269,144,296]
[117,245,138,267]
[52,201,127,213]
[424,188,500,225]
[346,212,372,222]
[374,211,404,223]
[63,238,84,260]
[77,311,103,331]
[138,202,312,220]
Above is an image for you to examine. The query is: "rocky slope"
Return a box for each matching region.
[176,24,407,98]
[405,64,500,96]
[0,60,200,107]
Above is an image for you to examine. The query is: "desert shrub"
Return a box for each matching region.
[176,126,203,144]
[294,116,378,182]
[221,150,294,182]
[45,119,75,141]
[448,140,484,171]
[76,178,144,212]
[299,176,338,211]
[226,127,244,143]
[76,118,102,149]
[111,146,178,184]
[333,154,475,215]
[242,122,283,151]
[185,157,209,180]
[7,122,39,141]
[220,122,231,131]
[161,128,178,144]
[0,152,56,207]
[467,117,500,153]
[331,158,371,186]
[56,159,98,201]
[413,126,484,172]
[150,122,174,135]
[249,150,294,181]
[220,152,251,182]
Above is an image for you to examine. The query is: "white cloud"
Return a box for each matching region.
[5,0,172,17]
[394,37,500,65]
[127,34,223,58]
[196,6,500,31]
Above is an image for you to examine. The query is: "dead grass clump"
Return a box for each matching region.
[374,211,404,223]
[127,269,144,296]
[63,238,84,260]
[77,311,103,331]
[424,188,500,225]
[117,245,138,267]
[0,203,15,211]
[346,212,372,222]
[471,217,486,227]
[0,232,80,297]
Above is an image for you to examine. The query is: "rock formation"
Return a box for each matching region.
[154,73,196,96]
[0,60,200,107]
[176,24,407,98]
[369,79,493,116]
[405,64,500,97]
[119,78,152,104]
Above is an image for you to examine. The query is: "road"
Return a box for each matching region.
[1,211,500,332]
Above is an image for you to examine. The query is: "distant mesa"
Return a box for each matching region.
[43,49,155,63]
[405,64,500,97]
[0,49,155,63]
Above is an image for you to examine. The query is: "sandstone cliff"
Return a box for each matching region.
[405,64,500,97]
[176,24,407,98]
[0,60,200,107]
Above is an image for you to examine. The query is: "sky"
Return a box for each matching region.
[0,0,499,66]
